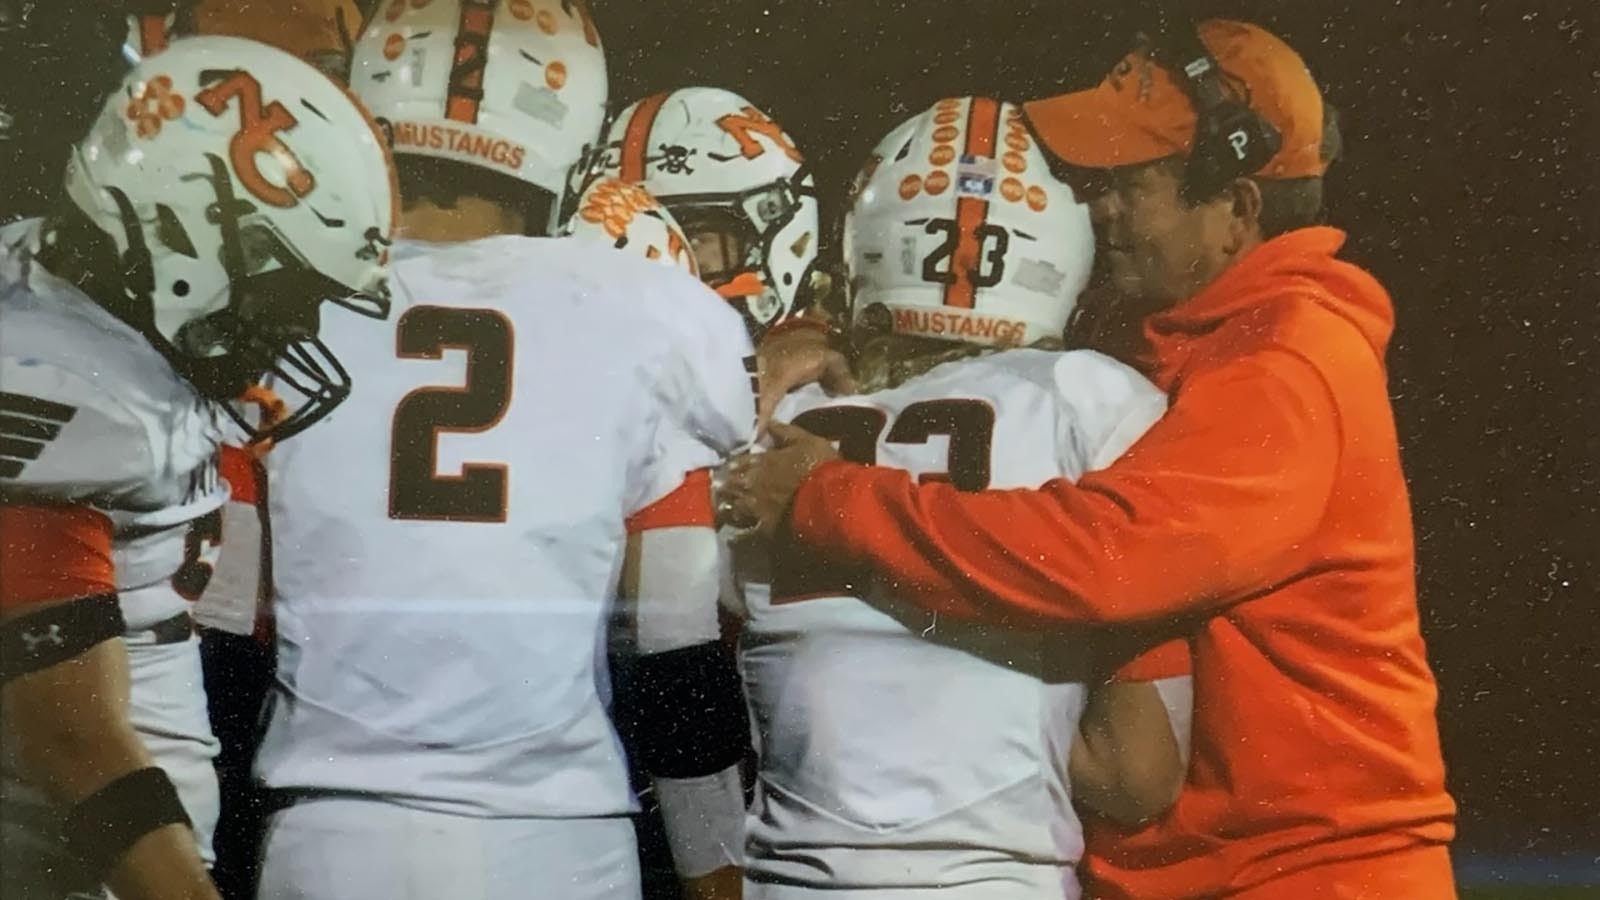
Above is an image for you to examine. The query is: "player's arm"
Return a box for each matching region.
[620,270,761,895]
[619,471,747,896]
[1,507,219,900]
[781,350,1341,627]
[1069,638,1193,826]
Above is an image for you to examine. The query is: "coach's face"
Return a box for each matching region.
[1081,158,1240,310]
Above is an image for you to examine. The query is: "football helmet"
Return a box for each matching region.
[563,178,698,276]
[351,0,607,228]
[595,87,818,340]
[844,96,1094,349]
[59,35,398,445]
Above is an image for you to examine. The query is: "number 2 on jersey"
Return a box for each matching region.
[388,306,513,522]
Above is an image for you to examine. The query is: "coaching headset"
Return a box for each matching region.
[1154,22,1283,201]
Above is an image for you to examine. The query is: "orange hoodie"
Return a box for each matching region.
[785,227,1456,897]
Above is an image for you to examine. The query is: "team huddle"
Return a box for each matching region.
[1,2,1460,900]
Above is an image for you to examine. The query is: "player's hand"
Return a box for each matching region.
[755,328,855,438]
[717,422,840,538]
[683,864,743,900]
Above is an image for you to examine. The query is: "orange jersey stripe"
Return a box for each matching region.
[943,98,1002,310]
[218,445,266,506]
[626,468,714,533]
[620,92,669,184]
[0,506,115,610]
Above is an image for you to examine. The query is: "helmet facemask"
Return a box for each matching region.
[112,154,390,446]
[667,170,815,339]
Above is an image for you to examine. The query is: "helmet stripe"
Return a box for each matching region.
[943,97,1002,310]
[620,92,669,183]
[444,0,496,124]
[138,15,169,56]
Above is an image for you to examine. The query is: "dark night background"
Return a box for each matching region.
[3,0,1596,888]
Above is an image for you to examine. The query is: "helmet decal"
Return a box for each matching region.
[195,70,316,209]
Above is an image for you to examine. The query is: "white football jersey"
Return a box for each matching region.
[255,236,756,818]
[0,219,231,629]
[737,349,1165,898]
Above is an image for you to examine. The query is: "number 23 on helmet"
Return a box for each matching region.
[843,96,1093,350]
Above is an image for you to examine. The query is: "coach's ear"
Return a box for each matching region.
[1222,177,1264,257]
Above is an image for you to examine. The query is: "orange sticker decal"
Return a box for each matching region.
[195,71,315,208]
[383,33,406,61]
[545,60,567,89]
[925,170,950,195]
[929,145,956,166]
[1002,151,1026,173]
[1001,177,1024,202]
[562,0,601,48]
[126,75,186,139]
[716,106,803,163]
[1026,185,1048,211]
[899,173,922,200]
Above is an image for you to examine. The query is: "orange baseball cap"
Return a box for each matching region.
[1024,20,1331,179]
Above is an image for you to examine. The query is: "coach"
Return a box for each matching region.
[722,19,1456,899]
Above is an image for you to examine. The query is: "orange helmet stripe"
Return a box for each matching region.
[620,92,669,183]
[138,14,170,55]
[444,0,495,124]
[943,97,1002,310]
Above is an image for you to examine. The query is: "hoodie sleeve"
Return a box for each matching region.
[784,348,1341,627]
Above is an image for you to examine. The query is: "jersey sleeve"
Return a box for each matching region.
[192,445,271,636]
[0,359,155,610]
[0,357,156,505]
[1051,351,1167,478]
[626,273,758,516]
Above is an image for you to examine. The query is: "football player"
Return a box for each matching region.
[725,98,1191,899]
[597,87,821,342]
[0,36,397,900]
[252,4,753,899]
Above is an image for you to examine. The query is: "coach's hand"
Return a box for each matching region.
[718,422,840,538]
[755,326,854,437]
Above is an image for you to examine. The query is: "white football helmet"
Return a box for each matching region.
[59,35,398,444]
[844,96,1094,349]
[351,0,607,227]
[595,87,818,339]
[563,177,697,276]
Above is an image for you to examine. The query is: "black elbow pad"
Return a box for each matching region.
[619,641,749,779]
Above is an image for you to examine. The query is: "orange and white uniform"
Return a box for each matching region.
[0,219,226,888]
[253,236,755,900]
[736,348,1166,899]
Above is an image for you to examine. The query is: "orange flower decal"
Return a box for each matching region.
[579,179,659,241]
[125,75,185,139]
